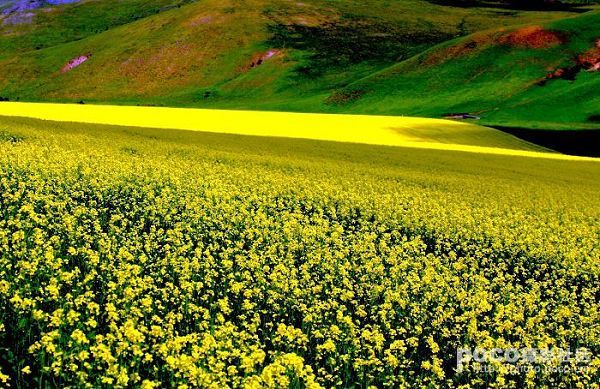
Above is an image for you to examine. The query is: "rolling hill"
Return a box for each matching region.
[328,11,600,129]
[0,0,598,152]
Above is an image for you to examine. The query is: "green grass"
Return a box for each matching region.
[0,0,197,56]
[0,0,598,141]
[329,10,600,130]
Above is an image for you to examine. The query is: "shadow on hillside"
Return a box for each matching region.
[493,126,600,157]
[266,17,454,78]
[427,0,592,13]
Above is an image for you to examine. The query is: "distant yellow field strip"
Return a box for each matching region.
[0,102,594,161]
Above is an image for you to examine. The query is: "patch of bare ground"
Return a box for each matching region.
[61,54,91,73]
[240,49,283,72]
[498,26,567,49]
[577,39,600,71]
[539,38,600,85]
[424,26,567,67]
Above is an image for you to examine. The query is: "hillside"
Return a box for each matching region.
[0,1,588,103]
[0,0,196,54]
[328,11,600,130]
[0,0,598,152]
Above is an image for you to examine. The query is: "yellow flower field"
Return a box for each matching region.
[0,102,590,160]
[0,115,598,388]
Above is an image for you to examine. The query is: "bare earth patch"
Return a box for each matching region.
[499,26,566,49]
[539,38,600,85]
[424,26,567,67]
[61,54,91,73]
[242,49,283,71]
[577,39,600,71]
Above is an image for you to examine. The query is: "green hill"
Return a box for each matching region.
[327,11,600,130]
[0,0,598,141]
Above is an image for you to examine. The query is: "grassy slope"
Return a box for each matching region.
[0,0,197,56]
[329,10,600,130]
[0,0,580,110]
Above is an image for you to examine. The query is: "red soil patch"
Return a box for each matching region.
[240,49,283,71]
[61,54,91,73]
[540,38,600,84]
[499,26,566,49]
[578,44,600,71]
